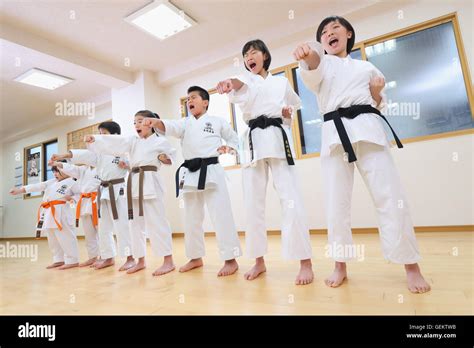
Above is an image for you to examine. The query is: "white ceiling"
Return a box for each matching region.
[0,0,399,142]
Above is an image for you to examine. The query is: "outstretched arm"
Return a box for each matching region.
[84,134,132,157]
[143,118,185,139]
[293,42,321,70]
[216,78,244,94]
[294,42,327,93]
[9,187,26,195]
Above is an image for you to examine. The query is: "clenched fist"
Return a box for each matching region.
[84,135,95,143]
[216,79,234,94]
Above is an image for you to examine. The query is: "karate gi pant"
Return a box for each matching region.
[80,215,99,259]
[182,175,242,261]
[46,217,79,264]
[98,196,132,259]
[321,141,420,264]
[243,157,312,260]
[129,198,173,259]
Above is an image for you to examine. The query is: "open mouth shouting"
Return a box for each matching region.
[329,37,339,48]
[247,61,257,70]
[189,104,195,110]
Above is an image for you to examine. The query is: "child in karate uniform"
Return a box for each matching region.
[144,86,242,277]
[52,121,136,271]
[293,15,430,293]
[10,163,80,270]
[84,111,176,276]
[48,159,101,267]
[217,39,314,285]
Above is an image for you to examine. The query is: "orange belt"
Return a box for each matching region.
[37,200,66,231]
[76,192,98,228]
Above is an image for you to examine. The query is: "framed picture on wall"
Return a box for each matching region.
[22,138,58,199]
[23,143,42,199]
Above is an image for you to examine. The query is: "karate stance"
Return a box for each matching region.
[217,39,314,285]
[144,85,242,277]
[52,121,136,271]
[84,111,176,276]
[293,16,430,293]
[10,162,80,270]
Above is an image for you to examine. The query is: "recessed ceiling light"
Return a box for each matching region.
[125,0,196,41]
[14,68,73,90]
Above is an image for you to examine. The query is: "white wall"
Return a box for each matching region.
[1,0,473,238]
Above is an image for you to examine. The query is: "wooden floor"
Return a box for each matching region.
[0,231,472,315]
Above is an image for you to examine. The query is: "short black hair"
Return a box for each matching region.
[98,121,121,135]
[242,39,272,71]
[135,110,160,133]
[135,110,160,119]
[316,16,355,54]
[187,86,210,110]
[52,159,67,173]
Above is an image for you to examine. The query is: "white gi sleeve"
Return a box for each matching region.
[160,118,186,139]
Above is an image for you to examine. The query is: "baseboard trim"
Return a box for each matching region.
[1,225,472,241]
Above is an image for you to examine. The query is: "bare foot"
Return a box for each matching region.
[295,259,314,285]
[406,263,431,294]
[218,259,239,277]
[325,261,347,288]
[126,258,145,274]
[46,262,64,269]
[152,256,175,276]
[119,257,136,271]
[58,263,79,270]
[94,258,115,270]
[244,257,266,280]
[90,258,103,268]
[179,258,203,273]
[79,257,97,267]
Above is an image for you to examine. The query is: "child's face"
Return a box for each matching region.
[320,20,352,56]
[134,115,153,138]
[244,47,267,75]
[187,91,208,117]
[53,169,68,181]
[99,127,110,135]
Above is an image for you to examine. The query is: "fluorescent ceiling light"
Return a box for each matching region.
[14,68,73,90]
[125,0,196,40]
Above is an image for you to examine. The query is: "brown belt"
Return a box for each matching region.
[127,165,157,220]
[97,177,125,220]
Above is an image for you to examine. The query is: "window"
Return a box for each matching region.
[351,48,362,60]
[44,140,58,180]
[366,21,473,139]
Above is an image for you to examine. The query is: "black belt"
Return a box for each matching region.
[248,115,294,165]
[97,177,125,220]
[175,157,219,197]
[127,165,158,220]
[323,104,403,163]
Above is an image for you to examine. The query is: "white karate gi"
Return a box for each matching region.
[25,178,79,264]
[89,133,176,259]
[160,113,242,260]
[60,163,100,259]
[228,71,312,260]
[299,42,420,264]
[70,150,132,260]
